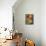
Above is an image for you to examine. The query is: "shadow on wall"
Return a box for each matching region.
[23,32,41,46]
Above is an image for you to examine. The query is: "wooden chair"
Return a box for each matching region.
[25,40,35,46]
[15,33,23,46]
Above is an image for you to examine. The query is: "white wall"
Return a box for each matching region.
[0,0,17,30]
[41,0,46,46]
[13,0,41,46]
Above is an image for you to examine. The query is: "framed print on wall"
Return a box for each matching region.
[25,14,34,25]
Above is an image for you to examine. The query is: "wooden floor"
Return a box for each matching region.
[0,39,16,46]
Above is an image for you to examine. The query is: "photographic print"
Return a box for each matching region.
[25,14,34,25]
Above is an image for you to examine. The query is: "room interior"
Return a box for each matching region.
[0,0,46,46]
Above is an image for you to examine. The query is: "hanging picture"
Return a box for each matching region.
[25,14,34,25]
